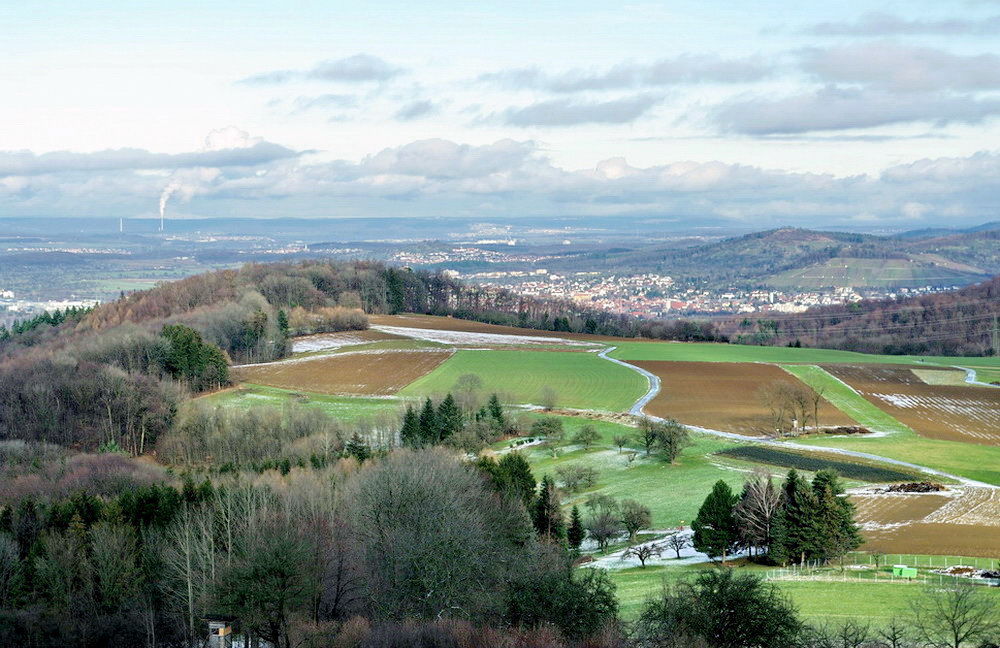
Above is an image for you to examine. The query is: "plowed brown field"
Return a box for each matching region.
[854,487,1000,557]
[634,361,855,436]
[825,365,1000,446]
[234,349,452,395]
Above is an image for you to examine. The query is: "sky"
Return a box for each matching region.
[2,1,1000,229]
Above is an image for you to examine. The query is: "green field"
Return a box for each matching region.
[401,349,648,411]
[608,562,1000,623]
[766,256,984,289]
[201,384,402,424]
[609,341,1000,368]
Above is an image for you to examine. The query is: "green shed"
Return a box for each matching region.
[892,566,918,578]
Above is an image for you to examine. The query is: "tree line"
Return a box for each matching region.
[691,468,863,565]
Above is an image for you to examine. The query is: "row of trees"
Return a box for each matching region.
[692,468,863,565]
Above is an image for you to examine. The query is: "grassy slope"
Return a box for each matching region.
[200,384,401,423]
[609,341,999,367]
[401,349,647,411]
[767,257,982,289]
[507,417,744,527]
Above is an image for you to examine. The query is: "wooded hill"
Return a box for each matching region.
[725,275,999,356]
[547,226,1000,289]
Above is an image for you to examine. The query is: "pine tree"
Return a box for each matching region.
[771,469,820,565]
[532,476,565,542]
[400,405,421,446]
[568,505,585,551]
[692,480,740,563]
[418,398,438,444]
[436,393,463,441]
[276,308,290,337]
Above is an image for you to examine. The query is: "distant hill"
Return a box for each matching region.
[551,226,998,290]
[724,275,999,356]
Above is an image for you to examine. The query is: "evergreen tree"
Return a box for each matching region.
[691,480,740,563]
[771,469,820,565]
[487,393,506,429]
[400,405,421,446]
[436,393,463,441]
[496,452,536,509]
[568,505,585,551]
[345,433,371,463]
[418,397,437,444]
[811,469,862,564]
[276,308,290,337]
[533,476,566,542]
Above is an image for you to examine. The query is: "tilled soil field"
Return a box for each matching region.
[234,349,453,396]
[635,361,855,436]
[824,364,1000,446]
[854,487,1000,557]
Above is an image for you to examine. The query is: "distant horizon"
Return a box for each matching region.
[2,3,999,228]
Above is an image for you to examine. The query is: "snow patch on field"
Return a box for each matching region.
[292,333,373,353]
[372,325,601,348]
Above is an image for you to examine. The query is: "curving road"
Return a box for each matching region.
[598,346,998,489]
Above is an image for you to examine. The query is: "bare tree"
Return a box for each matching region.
[586,508,623,553]
[911,582,999,648]
[538,386,558,411]
[620,500,653,543]
[637,418,660,456]
[622,543,663,568]
[876,617,914,648]
[612,434,631,454]
[734,467,780,556]
[665,532,690,559]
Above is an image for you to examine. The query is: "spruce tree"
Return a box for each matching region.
[568,505,585,551]
[497,452,537,509]
[418,397,438,444]
[400,405,421,446]
[436,393,463,440]
[811,469,862,564]
[771,469,820,565]
[487,393,506,429]
[345,433,371,463]
[692,480,740,563]
[532,476,566,542]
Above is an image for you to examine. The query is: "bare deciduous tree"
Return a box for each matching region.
[911,582,999,648]
[734,467,780,557]
[622,542,663,568]
[665,532,690,559]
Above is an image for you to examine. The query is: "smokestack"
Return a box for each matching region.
[159,181,180,232]
[119,218,123,233]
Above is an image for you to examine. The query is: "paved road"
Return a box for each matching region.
[598,346,997,489]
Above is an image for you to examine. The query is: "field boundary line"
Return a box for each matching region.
[599,352,998,490]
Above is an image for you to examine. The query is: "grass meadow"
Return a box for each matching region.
[401,349,648,411]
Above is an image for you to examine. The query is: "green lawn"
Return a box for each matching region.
[609,341,1000,368]
[607,564,1000,623]
[401,349,648,411]
[200,383,402,424]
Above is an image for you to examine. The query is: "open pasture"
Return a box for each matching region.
[401,349,647,411]
[201,384,401,424]
[234,349,452,396]
[825,364,1000,446]
[634,361,854,436]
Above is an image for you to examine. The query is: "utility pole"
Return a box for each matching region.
[991,314,1000,357]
